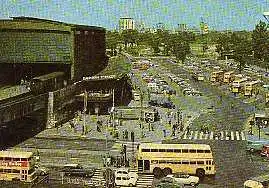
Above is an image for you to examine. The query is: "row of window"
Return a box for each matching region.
[0,157,29,161]
[151,160,213,165]
[0,169,20,173]
[141,148,211,153]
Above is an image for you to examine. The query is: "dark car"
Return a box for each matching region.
[155,177,183,188]
[62,164,95,177]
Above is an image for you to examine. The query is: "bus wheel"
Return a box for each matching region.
[196,168,205,178]
[162,168,172,176]
[153,167,163,179]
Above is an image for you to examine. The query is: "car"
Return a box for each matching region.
[246,136,269,153]
[61,164,95,177]
[155,177,183,188]
[115,168,138,187]
[167,173,199,186]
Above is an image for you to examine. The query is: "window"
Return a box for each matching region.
[4,169,11,173]
[13,158,20,161]
[159,160,166,164]
[0,157,3,160]
[151,160,158,164]
[182,161,189,164]
[189,149,196,153]
[167,161,174,164]
[182,149,188,153]
[116,177,121,180]
[5,157,11,161]
[21,158,27,161]
[205,150,211,153]
[122,177,127,180]
[197,161,204,165]
[197,150,204,153]
[174,149,181,153]
[12,169,20,173]
[0,168,3,172]
[151,149,158,152]
[142,149,150,152]
[167,149,173,152]
[174,161,181,164]
[190,161,196,164]
[159,149,166,152]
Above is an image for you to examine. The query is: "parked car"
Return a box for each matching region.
[61,164,95,177]
[155,177,183,188]
[167,173,199,186]
[115,168,138,187]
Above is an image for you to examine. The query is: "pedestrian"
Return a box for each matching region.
[163,129,166,137]
[186,126,190,134]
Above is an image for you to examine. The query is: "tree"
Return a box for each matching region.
[215,33,232,59]
[252,21,269,60]
[106,31,120,56]
[172,40,190,63]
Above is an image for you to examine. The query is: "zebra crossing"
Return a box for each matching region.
[136,174,154,188]
[180,130,246,141]
[89,169,105,187]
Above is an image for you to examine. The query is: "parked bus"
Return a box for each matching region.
[0,151,37,182]
[244,80,261,97]
[210,71,224,83]
[231,78,248,94]
[223,71,235,83]
[244,174,269,188]
[137,143,216,178]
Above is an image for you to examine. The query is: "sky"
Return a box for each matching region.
[0,0,269,31]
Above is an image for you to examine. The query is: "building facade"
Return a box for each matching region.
[119,17,135,31]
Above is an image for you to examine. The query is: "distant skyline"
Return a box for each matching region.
[0,0,268,31]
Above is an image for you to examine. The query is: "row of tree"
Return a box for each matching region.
[106,21,269,70]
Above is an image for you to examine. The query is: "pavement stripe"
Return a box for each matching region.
[236,131,240,140]
[225,131,229,140]
[199,132,203,140]
[193,131,198,140]
[220,131,224,140]
[231,131,234,140]
[188,131,193,139]
[209,131,214,140]
[241,132,246,140]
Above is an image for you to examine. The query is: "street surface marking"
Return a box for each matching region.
[209,131,213,140]
[231,131,234,140]
[236,131,240,140]
[193,131,198,139]
[188,131,193,139]
[225,131,229,140]
[241,132,246,140]
[199,132,203,139]
[220,131,224,140]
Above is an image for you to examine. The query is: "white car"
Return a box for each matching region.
[115,168,138,187]
[167,173,199,186]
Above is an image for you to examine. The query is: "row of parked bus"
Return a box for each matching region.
[210,70,264,97]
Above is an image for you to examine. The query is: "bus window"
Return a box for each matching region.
[182,149,188,153]
[182,160,189,164]
[5,157,11,161]
[151,160,158,164]
[12,169,20,173]
[189,149,196,153]
[174,149,181,153]
[167,149,173,152]
[197,150,204,153]
[151,149,158,152]
[197,161,204,164]
[4,169,11,173]
[21,158,27,161]
[159,160,166,164]
[205,150,211,153]
[159,149,166,152]
[13,158,20,161]
[190,161,196,164]
[142,149,150,152]
[0,157,3,160]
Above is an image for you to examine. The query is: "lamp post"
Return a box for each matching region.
[82,90,87,136]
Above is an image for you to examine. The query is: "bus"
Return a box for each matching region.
[244,80,261,97]
[223,71,235,83]
[210,71,224,83]
[231,78,248,94]
[0,151,37,182]
[244,174,269,188]
[137,143,216,178]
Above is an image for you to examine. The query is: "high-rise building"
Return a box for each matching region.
[119,17,135,31]
[178,23,187,32]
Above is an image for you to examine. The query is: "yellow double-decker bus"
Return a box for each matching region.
[0,151,37,182]
[223,71,235,83]
[231,78,248,94]
[244,80,261,97]
[210,71,224,83]
[137,143,216,178]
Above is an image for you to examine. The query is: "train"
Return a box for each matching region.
[29,72,65,95]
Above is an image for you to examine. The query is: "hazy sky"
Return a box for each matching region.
[0,0,268,31]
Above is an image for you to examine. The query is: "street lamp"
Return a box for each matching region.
[263,12,269,23]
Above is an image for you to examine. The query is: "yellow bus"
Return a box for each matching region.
[137,143,216,178]
[223,71,235,83]
[244,174,269,188]
[244,80,261,97]
[210,71,224,83]
[231,78,248,94]
[0,151,37,182]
